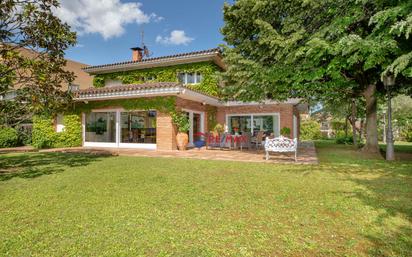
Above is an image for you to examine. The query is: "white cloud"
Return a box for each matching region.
[54,0,161,40]
[156,30,194,46]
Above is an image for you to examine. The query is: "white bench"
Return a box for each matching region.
[264,136,298,162]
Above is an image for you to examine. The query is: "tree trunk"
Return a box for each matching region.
[351,98,357,146]
[362,84,380,153]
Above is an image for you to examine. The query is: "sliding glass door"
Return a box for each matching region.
[84,110,157,149]
[227,114,280,137]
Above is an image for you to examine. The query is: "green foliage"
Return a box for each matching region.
[92,62,221,96]
[206,106,218,131]
[17,126,32,146]
[213,123,224,134]
[32,116,56,149]
[280,127,291,137]
[74,96,176,114]
[300,120,322,140]
[0,127,19,148]
[171,112,190,133]
[32,115,82,149]
[1,0,77,126]
[221,0,412,153]
[335,135,354,145]
[54,115,82,147]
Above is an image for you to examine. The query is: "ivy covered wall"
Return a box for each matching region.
[32,115,82,149]
[92,62,221,96]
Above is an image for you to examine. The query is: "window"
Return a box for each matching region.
[105,79,122,87]
[68,84,80,92]
[177,72,203,84]
[120,111,157,144]
[227,114,280,137]
[85,112,116,143]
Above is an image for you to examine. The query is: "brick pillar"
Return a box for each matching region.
[280,105,294,137]
[156,112,177,150]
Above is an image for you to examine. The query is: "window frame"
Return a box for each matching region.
[177,72,203,85]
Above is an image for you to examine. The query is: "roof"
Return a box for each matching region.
[73,82,220,104]
[83,48,225,75]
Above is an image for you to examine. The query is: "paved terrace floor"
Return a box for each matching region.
[40,141,318,165]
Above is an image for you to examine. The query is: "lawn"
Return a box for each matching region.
[0,142,411,256]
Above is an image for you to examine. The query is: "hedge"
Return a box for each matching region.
[300,120,322,140]
[32,115,82,149]
[0,127,19,148]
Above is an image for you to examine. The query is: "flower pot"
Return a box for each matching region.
[176,132,189,150]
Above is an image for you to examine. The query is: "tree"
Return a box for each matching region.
[0,0,76,127]
[221,0,412,154]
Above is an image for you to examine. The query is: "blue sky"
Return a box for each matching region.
[60,0,228,65]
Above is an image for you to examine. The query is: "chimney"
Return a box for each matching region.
[131,47,144,62]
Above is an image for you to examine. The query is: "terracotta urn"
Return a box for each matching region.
[176,132,189,150]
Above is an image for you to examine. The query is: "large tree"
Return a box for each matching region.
[0,0,76,126]
[221,0,412,153]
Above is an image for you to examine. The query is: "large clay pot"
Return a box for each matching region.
[176,132,189,150]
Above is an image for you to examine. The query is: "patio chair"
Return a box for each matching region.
[251,131,265,149]
[220,133,233,149]
[206,132,220,149]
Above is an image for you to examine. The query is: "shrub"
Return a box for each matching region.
[300,120,321,140]
[335,135,354,145]
[280,127,291,137]
[17,126,32,145]
[32,114,82,149]
[0,127,19,148]
[32,116,57,148]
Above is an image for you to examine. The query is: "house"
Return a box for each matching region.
[72,47,306,150]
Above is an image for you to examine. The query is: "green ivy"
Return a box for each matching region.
[54,115,82,147]
[32,115,82,149]
[92,62,221,96]
[206,105,217,131]
[74,96,176,114]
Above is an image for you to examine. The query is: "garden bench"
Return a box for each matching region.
[264,136,298,162]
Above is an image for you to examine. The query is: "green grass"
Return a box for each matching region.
[0,142,411,256]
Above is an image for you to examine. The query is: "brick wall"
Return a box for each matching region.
[216,104,299,138]
[156,112,177,150]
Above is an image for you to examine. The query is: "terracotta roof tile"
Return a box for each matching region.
[83,48,221,71]
[73,82,219,100]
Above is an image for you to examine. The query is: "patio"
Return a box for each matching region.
[40,141,318,164]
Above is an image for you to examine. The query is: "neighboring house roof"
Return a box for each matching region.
[83,48,225,75]
[64,58,94,90]
[14,47,93,90]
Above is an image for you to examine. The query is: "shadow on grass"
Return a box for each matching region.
[0,152,111,181]
[350,172,412,256]
[315,140,412,255]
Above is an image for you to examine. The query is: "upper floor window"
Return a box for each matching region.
[105,79,122,87]
[178,72,202,84]
[68,84,80,92]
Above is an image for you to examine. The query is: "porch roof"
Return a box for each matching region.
[72,82,221,106]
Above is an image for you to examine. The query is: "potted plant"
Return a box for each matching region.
[280,127,291,137]
[172,112,190,150]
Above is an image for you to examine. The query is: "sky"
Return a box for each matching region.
[58,0,229,65]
